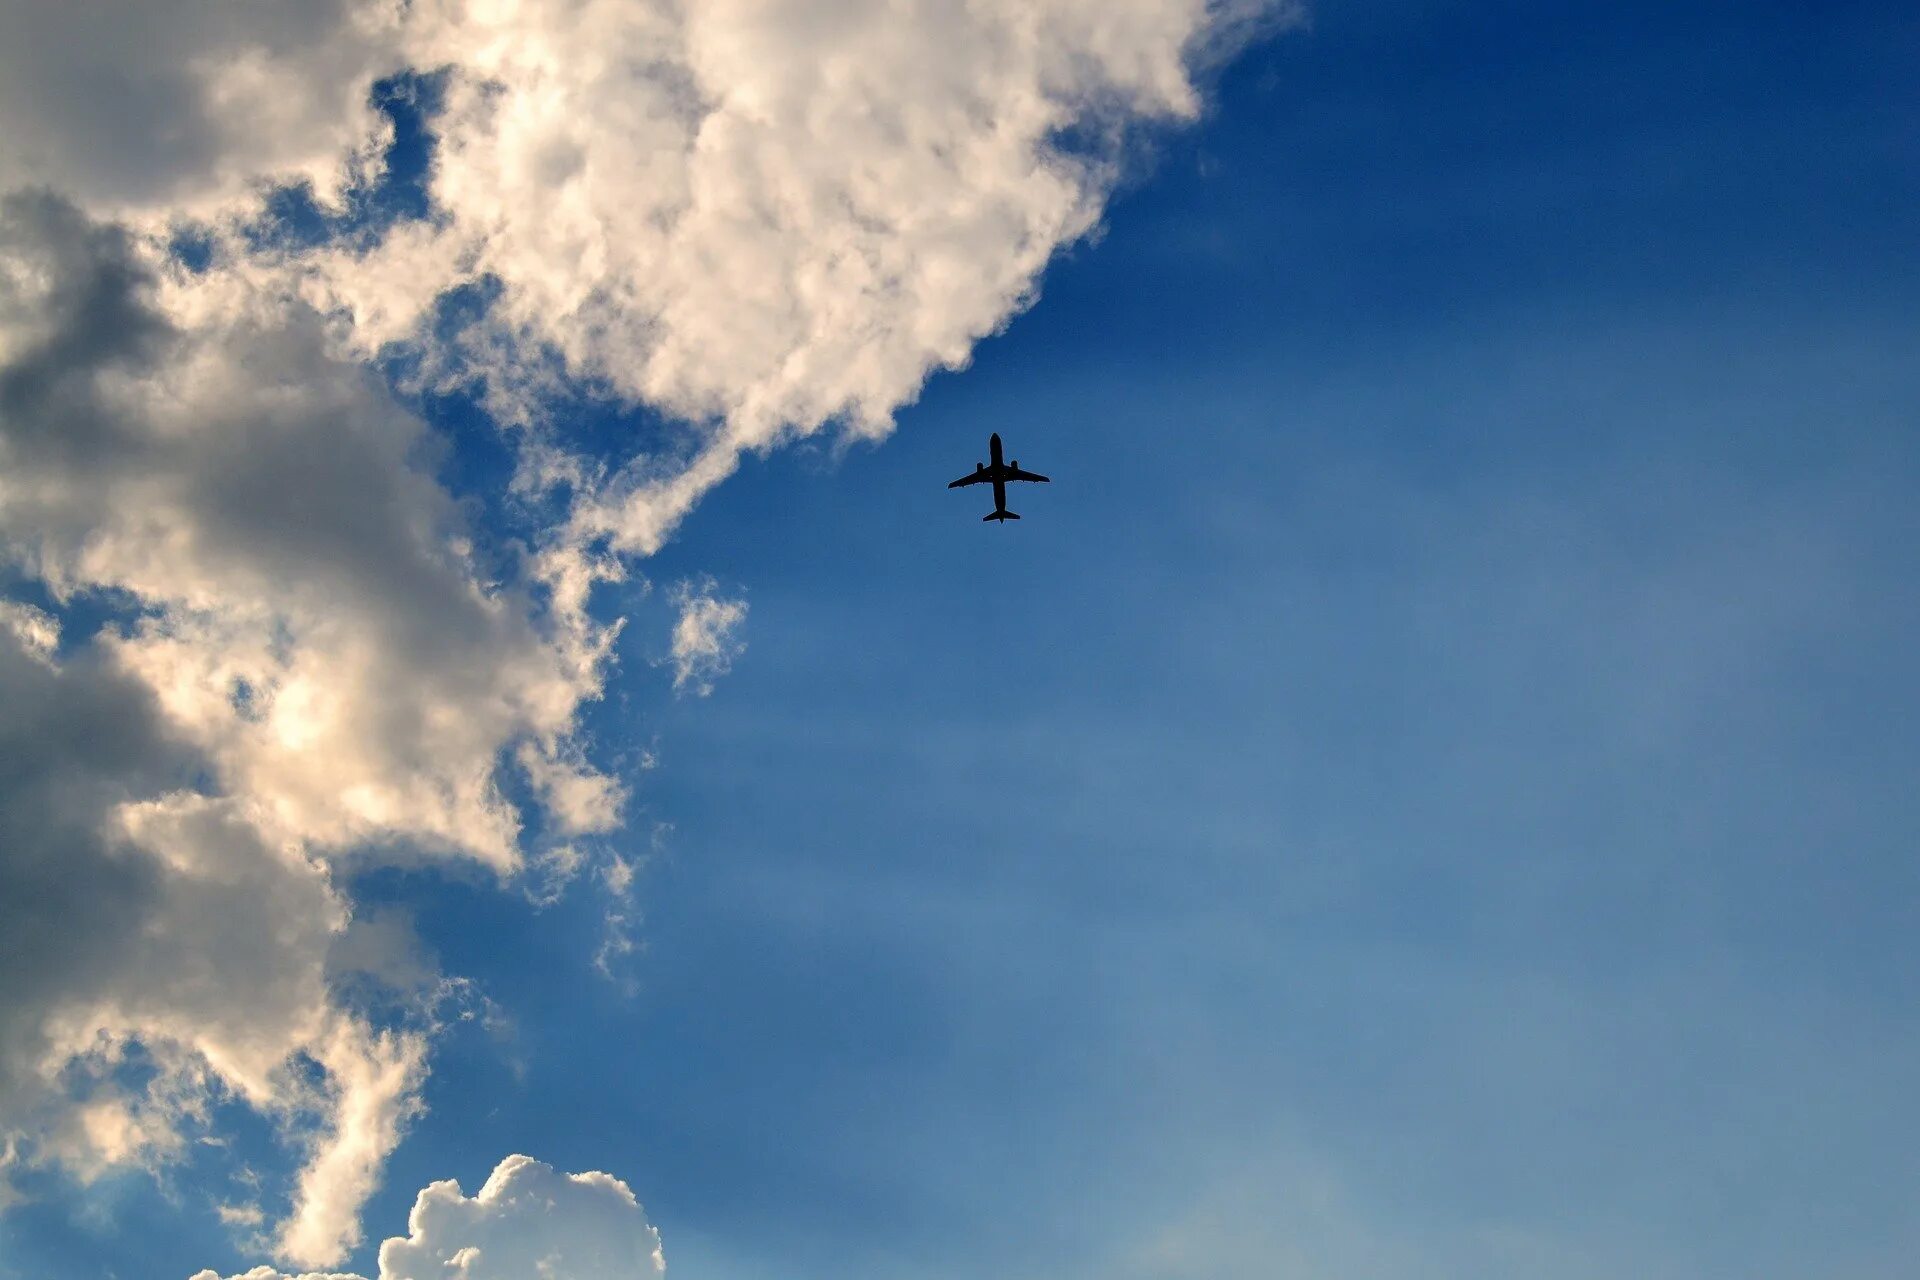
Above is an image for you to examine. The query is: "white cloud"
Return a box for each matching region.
[668,579,748,696]
[281,0,1297,553]
[192,1153,666,1280]
[595,851,643,986]
[276,1019,429,1266]
[525,842,589,908]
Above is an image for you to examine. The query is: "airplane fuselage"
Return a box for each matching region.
[947,431,1048,522]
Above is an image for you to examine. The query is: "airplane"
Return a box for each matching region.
[947,432,1049,522]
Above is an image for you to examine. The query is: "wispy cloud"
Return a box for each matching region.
[668,578,748,697]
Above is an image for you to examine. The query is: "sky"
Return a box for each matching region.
[0,1,1916,1278]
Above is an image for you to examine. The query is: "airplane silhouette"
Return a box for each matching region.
[947,433,1049,522]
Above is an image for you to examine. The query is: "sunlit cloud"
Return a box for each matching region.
[190,1153,665,1280]
[0,0,1290,1267]
[668,578,749,696]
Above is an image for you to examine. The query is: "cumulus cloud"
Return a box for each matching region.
[0,0,1287,1266]
[0,192,617,1265]
[668,579,748,696]
[0,0,403,218]
[1,190,618,872]
[192,1153,665,1280]
[0,610,420,1266]
[282,0,1296,552]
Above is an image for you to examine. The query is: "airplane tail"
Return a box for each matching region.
[983,510,1020,522]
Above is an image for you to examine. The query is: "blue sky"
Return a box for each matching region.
[2,1,1917,1278]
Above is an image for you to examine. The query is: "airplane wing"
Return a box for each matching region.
[948,472,989,488]
[1004,466,1050,483]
